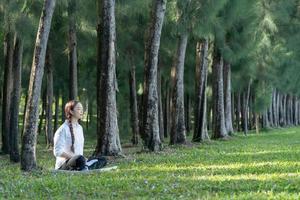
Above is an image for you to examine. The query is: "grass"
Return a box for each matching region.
[1,127,300,199]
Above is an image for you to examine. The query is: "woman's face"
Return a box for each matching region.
[71,103,84,120]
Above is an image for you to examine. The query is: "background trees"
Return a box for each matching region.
[0,0,300,170]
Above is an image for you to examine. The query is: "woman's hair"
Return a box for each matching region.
[64,100,80,153]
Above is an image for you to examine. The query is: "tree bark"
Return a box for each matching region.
[141,0,166,151]
[45,47,54,148]
[157,65,164,142]
[231,92,235,129]
[286,94,291,125]
[84,98,89,129]
[252,93,256,130]
[268,95,274,127]
[235,91,241,131]
[290,95,293,125]
[163,82,170,138]
[94,0,122,156]
[86,100,90,130]
[9,36,23,162]
[170,33,188,145]
[262,109,270,129]
[242,80,251,135]
[185,93,190,134]
[282,94,287,126]
[193,39,209,142]
[38,89,46,135]
[276,90,280,127]
[54,90,59,132]
[68,0,78,100]
[298,99,300,125]
[211,48,227,139]
[1,31,14,154]
[223,61,234,135]
[129,62,139,145]
[21,0,56,171]
[293,97,296,125]
[22,94,28,138]
[279,92,283,126]
[297,98,300,125]
[61,94,66,122]
[255,115,260,134]
[88,100,94,129]
[272,89,278,127]
[275,89,279,127]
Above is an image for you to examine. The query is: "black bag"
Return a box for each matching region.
[86,156,107,170]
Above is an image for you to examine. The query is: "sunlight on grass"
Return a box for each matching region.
[2,127,300,199]
[226,149,299,156]
[187,172,300,182]
[126,160,300,171]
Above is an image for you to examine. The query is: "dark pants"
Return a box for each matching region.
[59,155,86,171]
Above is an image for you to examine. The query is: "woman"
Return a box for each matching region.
[53,100,87,170]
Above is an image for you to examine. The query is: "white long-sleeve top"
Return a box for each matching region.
[53,120,84,169]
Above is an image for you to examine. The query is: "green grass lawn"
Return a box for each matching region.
[1,128,300,199]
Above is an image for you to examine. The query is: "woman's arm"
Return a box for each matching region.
[59,152,75,160]
[54,128,75,158]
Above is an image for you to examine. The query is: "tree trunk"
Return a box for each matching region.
[61,94,66,122]
[21,0,56,171]
[94,0,122,156]
[284,93,287,126]
[298,99,300,125]
[295,97,299,126]
[157,65,164,142]
[1,31,14,154]
[138,94,143,138]
[294,96,297,125]
[211,48,227,139]
[38,89,46,135]
[274,89,279,127]
[193,39,209,142]
[68,0,78,100]
[163,82,170,138]
[88,100,93,129]
[262,109,270,129]
[54,90,59,132]
[290,95,293,126]
[276,90,280,127]
[22,94,28,137]
[279,92,283,126]
[170,33,188,145]
[282,93,286,127]
[86,100,90,130]
[235,91,241,131]
[272,89,278,127]
[141,0,166,151]
[249,93,254,130]
[45,47,54,148]
[290,95,293,125]
[231,92,235,129]
[242,80,251,135]
[185,93,190,134]
[207,100,212,131]
[286,94,291,125]
[223,61,234,135]
[268,96,274,127]
[84,99,89,129]
[255,115,260,134]
[129,62,139,145]
[241,92,246,131]
[9,36,23,162]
